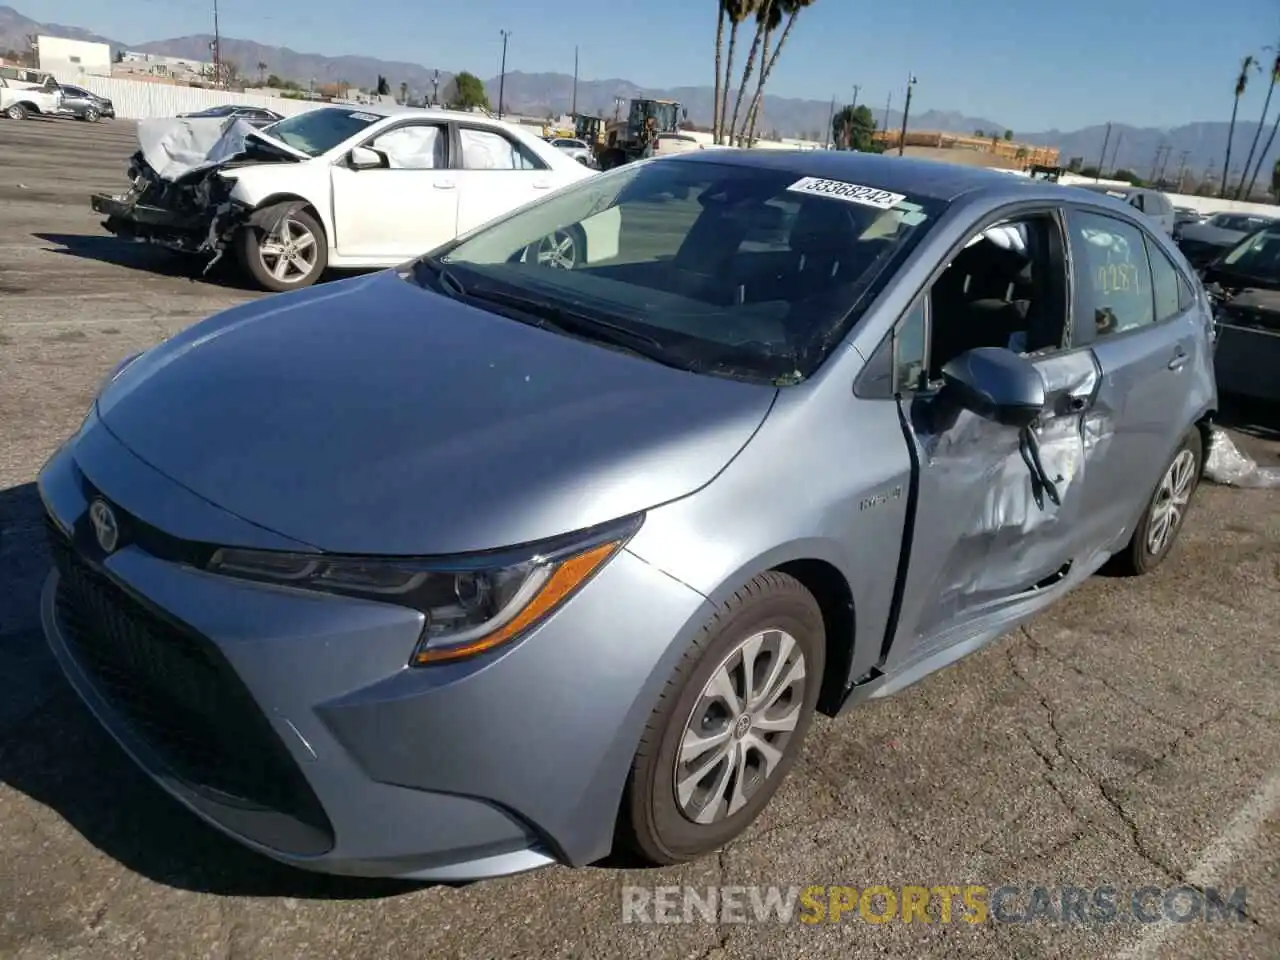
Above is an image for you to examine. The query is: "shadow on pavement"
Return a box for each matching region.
[32,232,250,289]
[0,481,424,900]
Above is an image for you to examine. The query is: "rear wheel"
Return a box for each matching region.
[5,103,28,121]
[621,571,825,865]
[83,106,100,123]
[1112,428,1203,575]
[237,207,327,292]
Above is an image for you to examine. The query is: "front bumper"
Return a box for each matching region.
[37,417,711,880]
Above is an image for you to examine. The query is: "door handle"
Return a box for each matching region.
[1167,350,1189,371]
[433,180,456,190]
[532,180,552,190]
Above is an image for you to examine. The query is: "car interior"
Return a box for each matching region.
[558,192,912,352]
[925,215,1069,378]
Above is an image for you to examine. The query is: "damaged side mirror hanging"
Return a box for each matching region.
[349,146,389,170]
[938,347,1046,429]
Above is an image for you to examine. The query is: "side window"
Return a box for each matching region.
[368,123,447,169]
[926,213,1070,378]
[1131,194,1146,212]
[458,127,547,170]
[1145,236,1192,322]
[1068,210,1155,338]
[893,299,928,393]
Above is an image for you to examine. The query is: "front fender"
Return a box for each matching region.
[227,168,334,246]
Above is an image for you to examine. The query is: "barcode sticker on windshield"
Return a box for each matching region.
[787,177,905,209]
[348,112,380,122]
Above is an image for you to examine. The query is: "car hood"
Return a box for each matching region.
[96,271,776,555]
[1178,224,1240,245]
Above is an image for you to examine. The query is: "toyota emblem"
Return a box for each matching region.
[88,499,119,554]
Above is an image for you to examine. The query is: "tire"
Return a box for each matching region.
[236,206,327,292]
[1112,428,1203,576]
[83,106,100,123]
[621,571,826,865]
[5,103,28,121]
[533,225,586,269]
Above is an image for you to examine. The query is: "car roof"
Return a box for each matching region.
[1074,183,1138,195]
[666,149,1063,203]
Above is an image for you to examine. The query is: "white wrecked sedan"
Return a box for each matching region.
[91,105,600,291]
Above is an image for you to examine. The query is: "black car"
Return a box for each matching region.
[56,83,114,122]
[176,104,284,127]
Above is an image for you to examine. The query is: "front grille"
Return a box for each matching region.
[46,523,332,842]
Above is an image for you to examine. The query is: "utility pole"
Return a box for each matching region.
[497,29,510,118]
[431,70,439,106]
[825,95,836,148]
[211,0,221,87]
[897,74,916,157]
[1148,144,1170,184]
[571,46,578,116]
[882,90,892,141]
[1155,145,1173,184]
[613,96,624,122]
[1107,131,1123,176]
[1175,149,1190,192]
[1095,123,1111,181]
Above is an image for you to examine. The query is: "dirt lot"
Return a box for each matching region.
[1,118,1278,960]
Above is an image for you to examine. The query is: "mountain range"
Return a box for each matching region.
[2,4,1277,188]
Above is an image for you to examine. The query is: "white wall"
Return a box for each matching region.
[1056,173,1280,218]
[77,76,324,121]
[37,35,112,83]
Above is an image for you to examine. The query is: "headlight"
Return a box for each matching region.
[207,515,642,665]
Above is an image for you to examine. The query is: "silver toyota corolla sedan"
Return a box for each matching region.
[38,149,1217,882]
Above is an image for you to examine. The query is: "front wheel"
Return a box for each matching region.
[237,206,328,292]
[621,571,825,865]
[533,226,586,269]
[82,106,100,123]
[1112,428,1203,575]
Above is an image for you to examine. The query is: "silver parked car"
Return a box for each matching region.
[1074,183,1176,235]
[39,151,1217,882]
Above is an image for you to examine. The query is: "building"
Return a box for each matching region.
[873,129,1060,170]
[117,50,214,83]
[35,35,112,83]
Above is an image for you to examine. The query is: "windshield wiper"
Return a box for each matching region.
[412,255,468,298]
[460,284,691,366]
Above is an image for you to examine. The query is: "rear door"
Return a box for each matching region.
[329,118,458,259]
[1062,205,1204,542]
[451,122,558,235]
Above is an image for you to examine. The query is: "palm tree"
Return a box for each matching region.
[256,61,268,85]
[727,0,777,146]
[1242,51,1280,199]
[715,0,755,144]
[1236,48,1278,199]
[1221,55,1259,199]
[740,0,814,144]
[399,80,409,104]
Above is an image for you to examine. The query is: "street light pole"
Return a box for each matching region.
[211,0,221,86]
[897,74,916,156]
[571,45,578,116]
[497,29,510,118]
[431,70,439,106]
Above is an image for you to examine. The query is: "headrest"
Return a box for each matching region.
[788,199,865,257]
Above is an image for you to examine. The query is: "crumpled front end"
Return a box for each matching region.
[89,117,303,267]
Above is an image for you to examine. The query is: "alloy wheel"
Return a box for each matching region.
[535,230,579,269]
[257,217,319,285]
[1146,449,1197,556]
[84,107,99,122]
[674,628,807,825]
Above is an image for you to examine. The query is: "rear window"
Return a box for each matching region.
[430,161,945,383]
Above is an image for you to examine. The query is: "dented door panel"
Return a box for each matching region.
[885,347,1107,667]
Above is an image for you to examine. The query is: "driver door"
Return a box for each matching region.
[329,120,458,259]
[881,206,1105,667]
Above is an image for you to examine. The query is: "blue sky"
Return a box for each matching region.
[26,0,1280,131]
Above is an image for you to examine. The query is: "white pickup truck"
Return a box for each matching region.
[0,70,64,120]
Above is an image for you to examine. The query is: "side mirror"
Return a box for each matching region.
[349,146,388,170]
[940,347,1046,428]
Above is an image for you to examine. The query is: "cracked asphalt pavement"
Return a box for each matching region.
[2,119,1278,960]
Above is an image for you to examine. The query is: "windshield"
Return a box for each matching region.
[261,107,383,157]
[420,159,943,383]
[1218,226,1280,279]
